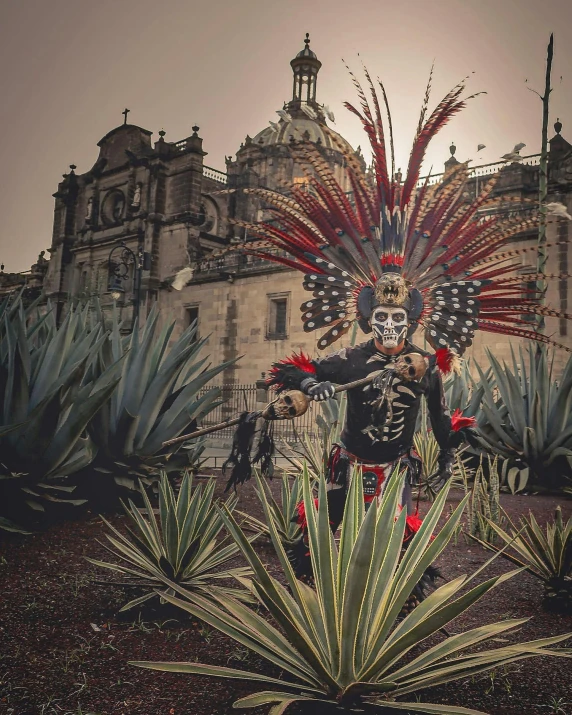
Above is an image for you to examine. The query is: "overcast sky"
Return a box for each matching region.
[1,0,571,272]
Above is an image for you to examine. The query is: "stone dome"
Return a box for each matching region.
[253,116,354,153]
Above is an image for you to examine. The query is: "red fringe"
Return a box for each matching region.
[404,512,425,542]
[435,347,453,374]
[295,498,319,531]
[451,408,477,432]
[278,351,316,374]
[381,254,405,266]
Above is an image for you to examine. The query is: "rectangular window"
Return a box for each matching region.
[185,305,199,343]
[267,294,289,339]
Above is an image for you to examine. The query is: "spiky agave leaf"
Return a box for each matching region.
[88,306,234,478]
[131,466,572,713]
[87,471,257,611]
[471,344,572,487]
[0,297,123,531]
[470,506,572,614]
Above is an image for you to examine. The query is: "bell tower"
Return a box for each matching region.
[289,33,322,111]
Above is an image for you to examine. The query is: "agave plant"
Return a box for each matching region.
[472,344,572,490]
[132,466,572,714]
[471,506,572,615]
[86,304,234,492]
[465,456,505,543]
[280,403,338,481]
[0,297,122,531]
[241,472,305,549]
[88,472,255,611]
[413,403,472,501]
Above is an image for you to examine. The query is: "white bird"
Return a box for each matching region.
[477,144,486,152]
[172,266,194,291]
[500,151,524,163]
[276,109,292,123]
[545,202,572,220]
[300,104,318,120]
[269,120,280,132]
[323,104,336,123]
[501,142,526,163]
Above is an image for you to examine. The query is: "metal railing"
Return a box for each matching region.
[197,383,319,441]
[194,248,290,277]
[416,154,541,187]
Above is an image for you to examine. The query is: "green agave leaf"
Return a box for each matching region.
[129,659,321,693]
[372,702,489,715]
[232,691,323,711]
[0,516,32,534]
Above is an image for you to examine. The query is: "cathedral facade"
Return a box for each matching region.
[4,36,571,385]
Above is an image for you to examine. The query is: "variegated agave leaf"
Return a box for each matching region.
[132,465,572,713]
[470,506,572,613]
[88,471,256,611]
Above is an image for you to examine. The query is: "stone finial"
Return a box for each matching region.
[449,142,456,156]
[555,118,562,134]
[158,129,166,139]
[69,164,77,173]
[304,32,310,48]
[192,125,200,135]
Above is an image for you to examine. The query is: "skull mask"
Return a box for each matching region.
[370,306,409,349]
[393,352,427,382]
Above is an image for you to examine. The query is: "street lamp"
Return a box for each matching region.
[107,240,149,325]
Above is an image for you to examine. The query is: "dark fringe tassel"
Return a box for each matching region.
[223,412,259,492]
[252,419,275,478]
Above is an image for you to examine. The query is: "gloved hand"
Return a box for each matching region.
[428,449,456,492]
[302,380,335,401]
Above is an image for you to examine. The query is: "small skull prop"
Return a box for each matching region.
[392,352,427,382]
[262,390,309,421]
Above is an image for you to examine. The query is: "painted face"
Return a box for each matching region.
[370,306,409,349]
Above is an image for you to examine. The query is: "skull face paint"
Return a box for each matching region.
[370,306,409,349]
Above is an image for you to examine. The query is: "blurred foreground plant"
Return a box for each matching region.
[132,466,571,714]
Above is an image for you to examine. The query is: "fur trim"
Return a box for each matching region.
[267,351,317,391]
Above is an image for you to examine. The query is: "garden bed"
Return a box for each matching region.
[1,479,571,715]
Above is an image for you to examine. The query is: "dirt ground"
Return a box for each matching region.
[1,477,571,715]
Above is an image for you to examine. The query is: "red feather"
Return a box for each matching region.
[435,347,455,374]
[451,409,477,432]
[294,498,319,530]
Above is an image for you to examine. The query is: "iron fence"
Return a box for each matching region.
[198,383,319,441]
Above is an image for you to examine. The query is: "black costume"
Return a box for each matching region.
[221,62,572,585]
[269,339,461,579]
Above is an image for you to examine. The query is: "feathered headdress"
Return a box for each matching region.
[231,66,572,357]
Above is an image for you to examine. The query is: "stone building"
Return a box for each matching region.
[25,36,572,384]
